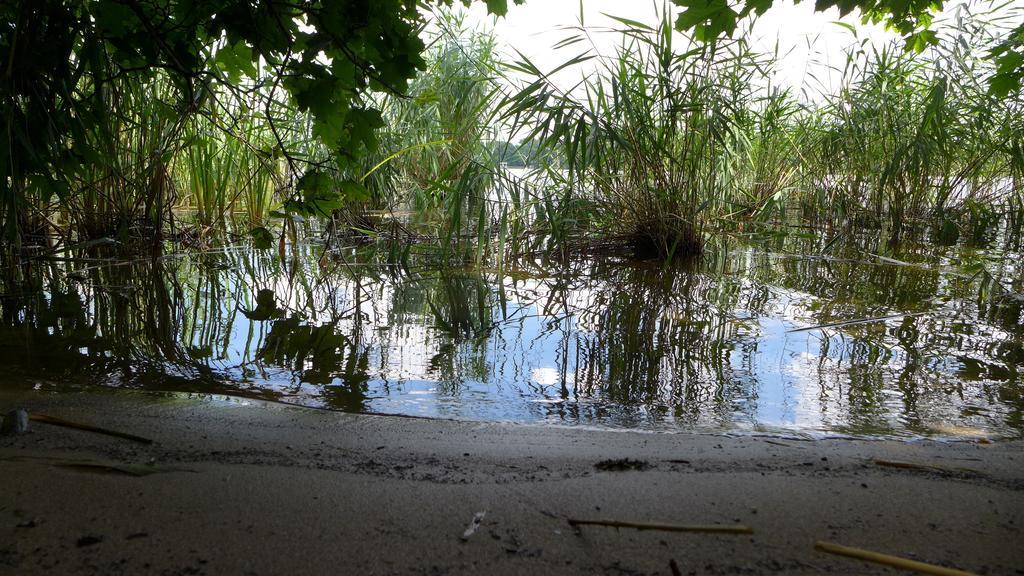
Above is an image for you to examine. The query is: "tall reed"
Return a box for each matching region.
[799,3,1024,236]
[498,7,772,257]
[63,74,184,239]
[343,11,505,261]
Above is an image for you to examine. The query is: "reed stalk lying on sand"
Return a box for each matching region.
[567,518,754,534]
[814,540,977,576]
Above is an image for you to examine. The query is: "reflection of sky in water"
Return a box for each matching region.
[3,239,1022,439]
[219,258,1017,436]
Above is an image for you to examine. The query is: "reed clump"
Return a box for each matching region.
[801,8,1023,237]
[343,11,504,262]
[492,2,1024,256]
[499,7,769,258]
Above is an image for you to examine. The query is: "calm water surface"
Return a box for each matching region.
[1,231,1021,438]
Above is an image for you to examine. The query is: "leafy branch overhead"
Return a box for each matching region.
[670,0,1023,95]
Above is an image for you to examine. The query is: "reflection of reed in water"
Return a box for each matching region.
[553,258,758,427]
[0,232,1020,436]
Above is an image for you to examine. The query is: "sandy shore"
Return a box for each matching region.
[0,389,1021,575]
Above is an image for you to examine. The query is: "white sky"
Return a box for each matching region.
[457,0,1012,97]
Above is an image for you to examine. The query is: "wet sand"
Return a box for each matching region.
[1,390,1021,575]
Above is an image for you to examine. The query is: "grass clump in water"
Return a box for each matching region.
[500,7,768,258]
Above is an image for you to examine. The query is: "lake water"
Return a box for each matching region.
[1,229,1021,439]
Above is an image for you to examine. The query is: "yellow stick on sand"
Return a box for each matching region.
[815,541,977,576]
[568,519,753,534]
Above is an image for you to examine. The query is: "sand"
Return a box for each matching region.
[0,389,1021,575]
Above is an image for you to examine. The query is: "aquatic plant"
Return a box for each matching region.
[344,11,505,263]
[174,88,284,230]
[55,75,183,240]
[497,6,775,258]
[798,3,1024,236]
[0,0,520,254]
[2,0,1023,261]
[490,2,1024,253]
